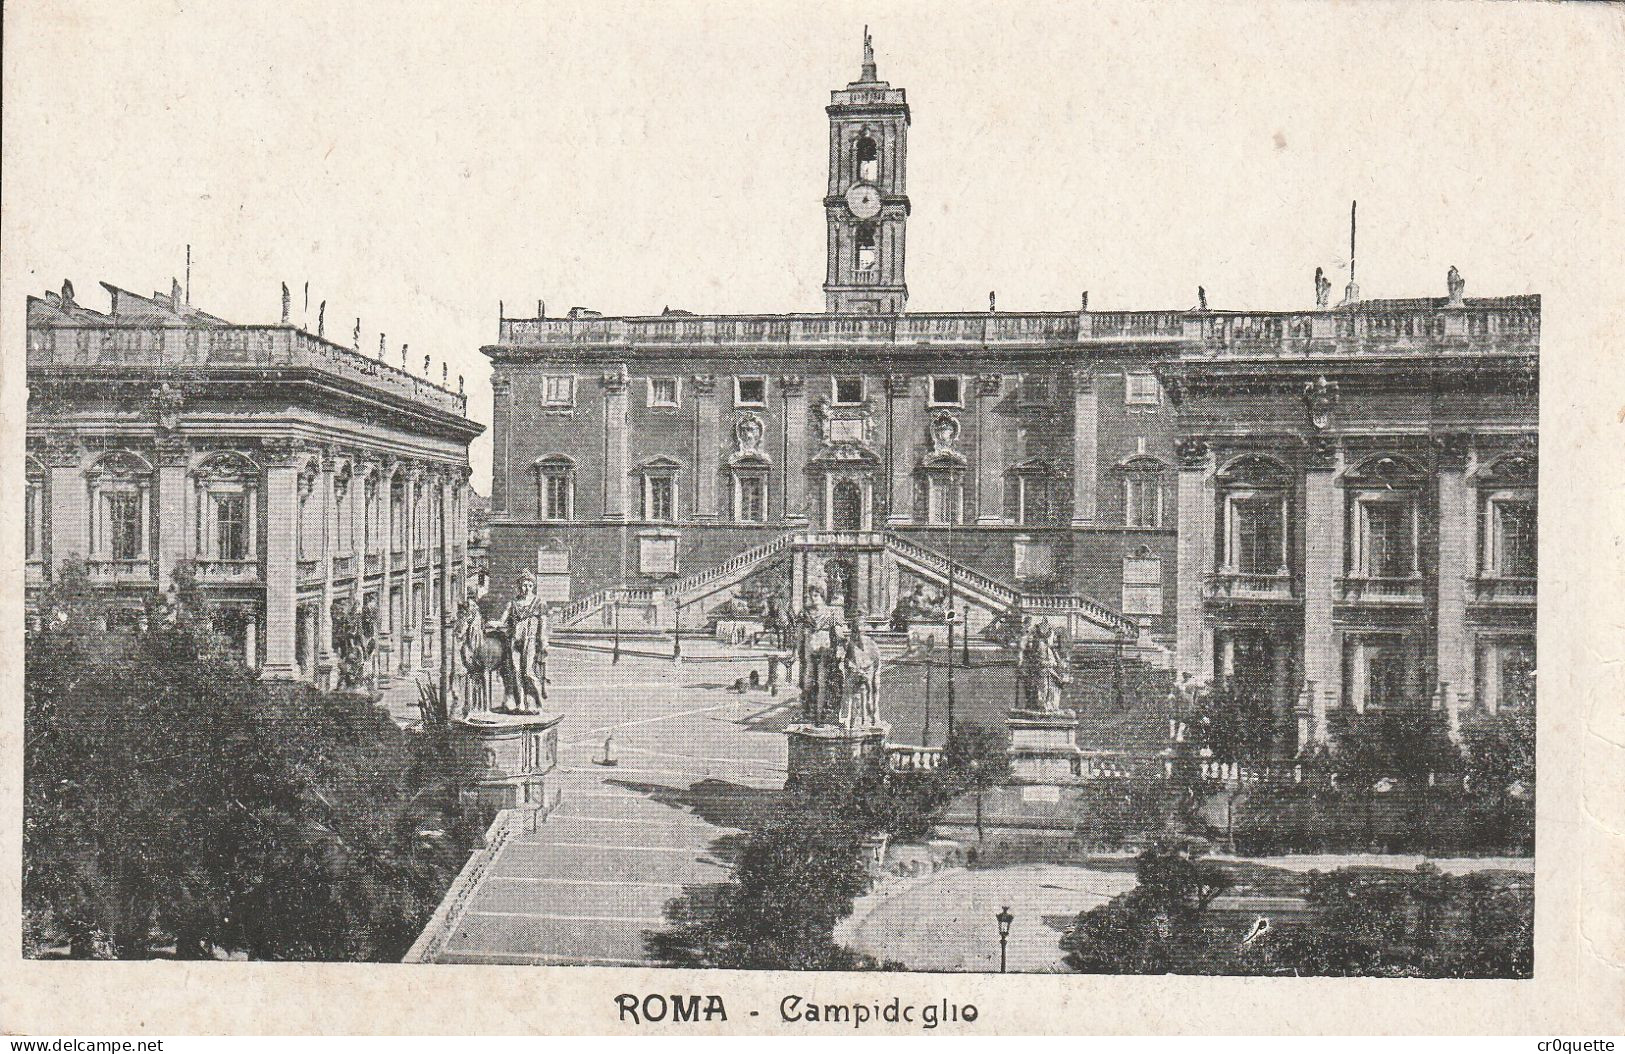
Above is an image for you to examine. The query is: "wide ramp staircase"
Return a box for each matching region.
[553,530,1141,646]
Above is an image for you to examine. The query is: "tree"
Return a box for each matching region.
[1333,707,1460,849]
[1061,838,1232,973]
[1461,705,1535,852]
[24,570,472,960]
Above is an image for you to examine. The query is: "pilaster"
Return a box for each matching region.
[1174,438,1213,678]
[694,374,720,518]
[974,374,1006,525]
[155,439,191,585]
[1302,437,1344,717]
[1434,434,1472,717]
[602,368,630,519]
[317,451,337,683]
[45,432,87,574]
[886,373,915,526]
[781,376,809,524]
[1070,370,1099,525]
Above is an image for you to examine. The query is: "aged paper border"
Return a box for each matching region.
[2,0,1621,1036]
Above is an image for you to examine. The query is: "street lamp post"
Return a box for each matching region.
[945,610,957,740]
[672,598,682,663]
[995,905,1014,973]
[612,591,622,665]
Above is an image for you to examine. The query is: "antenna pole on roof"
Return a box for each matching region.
[185,244,191,305]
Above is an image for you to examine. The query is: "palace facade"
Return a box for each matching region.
[25,281,484,686]
[482,38,1539,752]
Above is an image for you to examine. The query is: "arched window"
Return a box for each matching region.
[362,468,380,554]
[855,222,878,271]
[534,455,576,521]
[296,460,319,561]
[86,451,154,564]
[1215,454,1291,575]
[855,135,879,183]
[192,451,259,563]
[333,462,354,555]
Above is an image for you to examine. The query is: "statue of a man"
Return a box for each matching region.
[488,571,548,712]
[800,586,844,723]
[1034,623,1071,712]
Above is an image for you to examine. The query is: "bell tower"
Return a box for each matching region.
[824,28,910,314]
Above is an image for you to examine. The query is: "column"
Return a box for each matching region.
[260,440,302,679]
[694,375,719,518]
[317,451,337,685]
[438,473,455,697]
[1301,438,1344,732]
[399,470,417,674]
[975,374,1006,525]
[1434,435,1472,724]
[1071,370,1099,525]
[377,462,395,686]
[1174,439,1213,679]
[602,368,630,519]
[155,440,189,586]
[781,375,808,524]
[886,374,915,526]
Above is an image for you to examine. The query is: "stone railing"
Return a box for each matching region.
[297,558,321,582]
[495,302,1538,360]
[1204,572,1298,601]
[85,558,155,585]
[1199,759,1305,785]
[29,324,469,416]
[886,745,946,773]
[193,558,261,584]
[1469,575,1536,604]
[1338,575,1425,603]
[403,810,520,964]
[365,553,382,576]
[331,554,355,577]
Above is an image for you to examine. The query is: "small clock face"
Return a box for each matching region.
[845,183,882,220]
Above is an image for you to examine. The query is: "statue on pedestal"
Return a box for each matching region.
[1032,622,1071,712]
[838,618,883,729]
[799,585,845,724]
[486,571,549,713]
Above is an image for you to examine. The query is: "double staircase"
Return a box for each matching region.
[554,530,1140,642]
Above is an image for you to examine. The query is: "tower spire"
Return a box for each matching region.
[861,25,877,81]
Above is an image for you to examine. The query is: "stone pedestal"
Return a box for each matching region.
[785,722,888,785]
[451,709,565,823]
[1007,709,1082,784]
[714,615,765,645]
[902,619,949,648]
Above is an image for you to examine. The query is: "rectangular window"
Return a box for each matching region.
[930,375,962,407]
[104,492,143,560]
[1228,497,1283,573]
[1017,476,1050,526]
[215,493,249,561]
[1361,499,1415,577]
[833,376,865,405]
[26,482,41,560]
[737,475,766,523]
[543,474,572,520]
[926,475,961,525]
[1019,374,1050,406]
[735,376,766,406]
[1125,372,1162,406]
[645,476,675,521]
[1478,638,1536,711]
[648,376,680,408]
[1492,499,1537,577]
[1125,475,1164,529]
[541,374,575,407]
[1123,556,1163,615]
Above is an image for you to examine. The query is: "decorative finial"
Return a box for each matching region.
[402,343,408,369]
[423,352,430,376]
[1080,291,1089,312]
[442,362,448,384]
[354,318,362,351]
[1197,286,1208,311]
[317,300,326,337]
[281,282,291,323]
[989,290,997,313]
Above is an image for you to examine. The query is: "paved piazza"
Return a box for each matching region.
[422,642,792,965]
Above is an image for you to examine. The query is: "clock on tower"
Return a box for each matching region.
[823,28,910,314]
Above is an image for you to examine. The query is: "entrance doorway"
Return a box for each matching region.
[832,479,864,531]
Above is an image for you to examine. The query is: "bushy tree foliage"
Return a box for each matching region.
[24,563,473,960]
[1059,839,1232,973]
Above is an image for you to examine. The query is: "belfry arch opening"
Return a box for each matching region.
[855,135,879,183]
[855,222,877,271]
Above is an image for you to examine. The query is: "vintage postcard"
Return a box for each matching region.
[2,0,1622,1037]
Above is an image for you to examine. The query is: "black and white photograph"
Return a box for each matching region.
[3,0,1622,1038]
